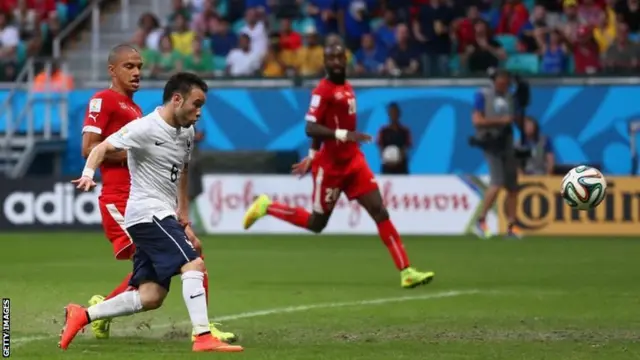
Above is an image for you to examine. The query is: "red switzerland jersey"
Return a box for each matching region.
[82,89,142,196]
[305,78,360,163]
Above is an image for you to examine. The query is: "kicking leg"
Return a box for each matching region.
[243,164,338,232]
[243,193,332,232]
[357,189,435,288]
[59,248,166,350]
[90,202,135,339]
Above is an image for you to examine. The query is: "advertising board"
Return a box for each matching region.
[192,175,498,235]
[0,178,102,230]
[493,176,640,236]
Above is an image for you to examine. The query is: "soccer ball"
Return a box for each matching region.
[560,165,607,210]
[382,145,402,164]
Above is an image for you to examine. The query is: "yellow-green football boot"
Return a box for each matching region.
[191,323,238,343]
[88,295,111,339]
[401,267,435,289]
[243,194,271,230]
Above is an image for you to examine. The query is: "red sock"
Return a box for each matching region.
[199,254,210,306]
[105,272,133,300]
[376,219,410,271]
[267,201,310,229]
[203,271,210,305]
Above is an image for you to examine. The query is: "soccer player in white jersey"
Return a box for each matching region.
[59,73,244,353]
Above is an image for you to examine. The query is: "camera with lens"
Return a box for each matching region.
[468,126,513,151]
[469,72,531,152]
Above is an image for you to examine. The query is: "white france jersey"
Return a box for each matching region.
[106,109,194,227]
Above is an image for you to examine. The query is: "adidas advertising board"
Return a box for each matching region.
[0,178,102,230]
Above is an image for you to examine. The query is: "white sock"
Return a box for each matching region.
[181,270,209,335]
[87,290,143,321]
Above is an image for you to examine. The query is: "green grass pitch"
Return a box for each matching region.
[3,233,640,359]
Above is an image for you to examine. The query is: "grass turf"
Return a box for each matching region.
[3,233,640,359]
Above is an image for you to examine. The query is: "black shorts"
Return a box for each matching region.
[127,216,199,291]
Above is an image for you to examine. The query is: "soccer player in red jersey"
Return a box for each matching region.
[81,44,235,342]
[243,42,435,288]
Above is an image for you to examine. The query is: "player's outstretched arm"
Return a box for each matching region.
[82,132,128,165]
[305,122,372,143]
[72,140,123,191]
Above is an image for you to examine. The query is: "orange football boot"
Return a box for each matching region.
[192,332,244,352]
[58,304,89,350]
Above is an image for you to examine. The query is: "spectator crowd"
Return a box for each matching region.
[3,0,640,81]
[0,0,84,81]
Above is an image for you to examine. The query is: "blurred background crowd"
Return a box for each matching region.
[2,0,640,81]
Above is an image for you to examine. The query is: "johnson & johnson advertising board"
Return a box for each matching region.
[192,175,496,235]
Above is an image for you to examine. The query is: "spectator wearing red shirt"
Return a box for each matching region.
[578,0,605,27]
[454,5,480,52]
[279,18,302,50]
[573,25,601,74]
[30,0,57,21]
[497,0,529,35]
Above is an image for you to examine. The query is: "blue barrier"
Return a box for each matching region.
[1,86,638,175]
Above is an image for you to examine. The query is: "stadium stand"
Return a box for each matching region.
[4,0,640,81]
[0,0,89,81]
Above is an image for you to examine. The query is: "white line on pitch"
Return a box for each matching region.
[11,289,482,347]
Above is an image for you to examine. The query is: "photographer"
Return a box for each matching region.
[470,69,521,239]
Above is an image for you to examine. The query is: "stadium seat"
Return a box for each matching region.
[567,55,575,73]
[56,2,68,23]
[232,19,246,34]
[449,54,461,74]
[523,0,535,11]
[16,42,27,63]
[293,17,314,33]
[495,34,518,54]
[202,38,211,50]
[505,54,540,74]
[369,17,383,31]
[216,0,228,17]
[213,56,226,71]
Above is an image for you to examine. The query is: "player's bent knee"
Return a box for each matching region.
[181,257,206,273]
[369,206,389,223]
[138,282,168,310]
[308,214,328,233]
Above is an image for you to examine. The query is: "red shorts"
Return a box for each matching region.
[311,153,378,214]
[98,196,135,260]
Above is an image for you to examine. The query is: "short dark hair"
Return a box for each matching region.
[162,72,208,103]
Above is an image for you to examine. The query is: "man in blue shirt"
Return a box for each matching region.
[209,19,237,57]
[337,0,376,50]
[355,33,387,74]
[306,0,339,35]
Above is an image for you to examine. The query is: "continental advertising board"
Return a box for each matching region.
[492,176,640,236]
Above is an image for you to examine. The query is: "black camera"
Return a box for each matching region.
[469,126,513,151]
